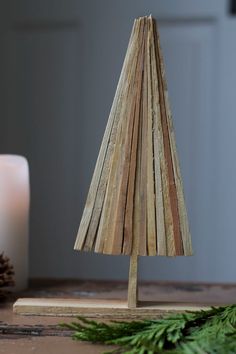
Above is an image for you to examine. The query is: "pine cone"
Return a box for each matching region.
[0,253,15,300]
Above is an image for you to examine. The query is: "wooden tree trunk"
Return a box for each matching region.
[128,254,138,308]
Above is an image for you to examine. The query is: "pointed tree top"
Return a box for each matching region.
[74,17,192,257]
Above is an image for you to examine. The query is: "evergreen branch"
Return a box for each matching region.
[62,316,150,343]
[61,305,236,354]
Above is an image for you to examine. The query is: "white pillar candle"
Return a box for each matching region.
[0,155,30,291]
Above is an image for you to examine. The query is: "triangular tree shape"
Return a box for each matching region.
[75,16,192,258]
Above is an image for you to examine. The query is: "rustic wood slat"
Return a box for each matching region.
[13,298,209,318]
[146,19,157,256]
[153,20,182,256]
[93,19,141,253]
[136,19,149,256]
[10,280,236,321]
[74,19,138,251]
[133,96,145,255]
[99,19,144,255]
[92,21,140,252]
[109,28,144,254]
[123,22,145,255]
[75,16,192,260]
[155,22,192,256]
[149,23,166,255]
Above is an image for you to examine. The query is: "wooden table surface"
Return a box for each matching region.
[1,280,236,354]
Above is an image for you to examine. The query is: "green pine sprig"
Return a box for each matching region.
[61,304,236,354]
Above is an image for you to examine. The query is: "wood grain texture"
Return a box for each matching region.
[155,22,192,256]
[74,16,192,256]
[127,254,139,308]
[14,298,208,318]
[146,20,157,256]
[74,20,138,251]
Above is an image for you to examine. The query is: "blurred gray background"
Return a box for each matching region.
[0,0,235,283]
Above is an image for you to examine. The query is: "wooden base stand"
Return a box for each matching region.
[13,258,210,318]
[13,298,209,318]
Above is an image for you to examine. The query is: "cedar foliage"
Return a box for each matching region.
[62,305,236,353]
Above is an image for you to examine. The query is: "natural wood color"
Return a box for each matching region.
[150,19,175,256]
[110,21,145,255]
[93,20,140,253]
[13,298,210,318]
[100,19,144,255]
[155,22,192,256]
[127,254,138,308]
[146,19,157,255]
[137,19,148,256]
[148,19,168,255]
[150,23,166,255]
[74,16,192,257]
[133,104,144,255]
[154,21,183,256]
[75,19,137,251]
[123,21,145,255]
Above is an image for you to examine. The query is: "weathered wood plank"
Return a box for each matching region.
[99,19,144,255]
[149,19,167,255]
[146,19,157,256]
[94,20,143,253]
[14,298,209,318]
[75,19,138,251]
[153,20,182,256]
[155,22,192,256]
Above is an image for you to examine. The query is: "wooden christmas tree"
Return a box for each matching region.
[74,15,192,308]
[14,16,195,317]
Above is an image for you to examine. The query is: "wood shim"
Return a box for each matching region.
[74,16,193,256]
